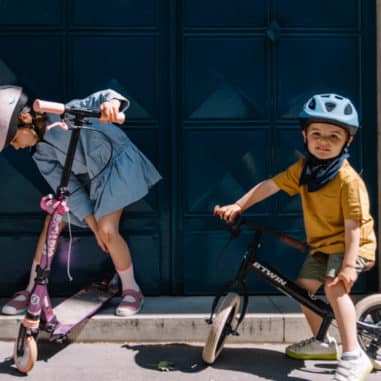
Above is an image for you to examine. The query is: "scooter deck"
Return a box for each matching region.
[51,282,118,337]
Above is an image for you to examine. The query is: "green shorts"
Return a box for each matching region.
[298,252,371,283]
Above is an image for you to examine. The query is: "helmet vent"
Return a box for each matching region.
[325,102,336,112]
[344,104,353,115]
[308,99,316,110]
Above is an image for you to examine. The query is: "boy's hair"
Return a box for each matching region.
[299,93,359,136]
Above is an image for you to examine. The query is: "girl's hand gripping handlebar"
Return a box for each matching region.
[33,99,126,125]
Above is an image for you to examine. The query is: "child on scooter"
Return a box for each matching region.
[214,93,376,381]
[0,86,161,317]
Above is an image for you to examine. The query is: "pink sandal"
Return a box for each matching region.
[1,290,30,315]
[116,289,144,317]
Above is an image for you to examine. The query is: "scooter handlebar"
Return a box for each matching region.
[33,99,125,125]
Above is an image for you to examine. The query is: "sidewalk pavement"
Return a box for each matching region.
[0,295,342,343]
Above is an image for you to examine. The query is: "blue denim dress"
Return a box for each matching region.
[32,89,161,227]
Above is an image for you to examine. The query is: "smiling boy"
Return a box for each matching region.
[214,94,376,381]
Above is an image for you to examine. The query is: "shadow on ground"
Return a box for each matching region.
[123,343,336,380]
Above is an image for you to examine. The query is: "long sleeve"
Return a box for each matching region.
[66,89,130,113]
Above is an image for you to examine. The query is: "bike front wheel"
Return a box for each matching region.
[13,335,37,373]
[356,293,381,370]
[202,292,241,365]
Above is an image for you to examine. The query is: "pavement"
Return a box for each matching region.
[0,295,340,343]
[1,341,381,381]
[1,295,380,380]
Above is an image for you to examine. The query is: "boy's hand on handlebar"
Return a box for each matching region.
[99,99,121,124]
[213,203,242,222]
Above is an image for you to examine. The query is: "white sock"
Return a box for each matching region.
[117,265,140,295]
[341,348,361,360]
[26,260,39,293]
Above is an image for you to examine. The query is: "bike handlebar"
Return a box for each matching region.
[33,99,125,125]
[233,217,309,253]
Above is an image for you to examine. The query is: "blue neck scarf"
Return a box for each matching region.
[299,151,349,192]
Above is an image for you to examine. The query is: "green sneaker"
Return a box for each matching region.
[286,337,339,360]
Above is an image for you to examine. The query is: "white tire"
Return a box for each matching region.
[202,292,241,365]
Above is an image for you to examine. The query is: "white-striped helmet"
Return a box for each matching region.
[0,85,28,151]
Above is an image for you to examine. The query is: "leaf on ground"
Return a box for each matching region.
[157,360,175,371]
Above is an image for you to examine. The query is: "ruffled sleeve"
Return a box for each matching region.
[66,89,130,113]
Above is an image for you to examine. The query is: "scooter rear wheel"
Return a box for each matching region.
[356,293,381,370]
[202,292,240,365]
[13,335,37,373]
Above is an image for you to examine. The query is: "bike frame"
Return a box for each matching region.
[208,217,381,342]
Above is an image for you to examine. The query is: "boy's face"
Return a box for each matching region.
[302,122,352,160]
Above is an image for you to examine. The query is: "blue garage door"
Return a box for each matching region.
[178,0,378,295]
[0,1,171,296]
[0,0,377,296]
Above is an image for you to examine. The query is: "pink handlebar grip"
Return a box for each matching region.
[33,99,65,114]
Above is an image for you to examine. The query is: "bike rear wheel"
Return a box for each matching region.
[356,293,381,370]
[202,292,241,365]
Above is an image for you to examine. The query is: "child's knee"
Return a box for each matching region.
[97,225,118,243]
[296,277,322,294]
[324,278,343,299]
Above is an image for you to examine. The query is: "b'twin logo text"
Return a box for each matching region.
[253,262,287,287]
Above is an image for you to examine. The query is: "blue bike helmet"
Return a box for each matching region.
[299,93,360,136]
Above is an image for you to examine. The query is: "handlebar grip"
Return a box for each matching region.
[33,99,65,114]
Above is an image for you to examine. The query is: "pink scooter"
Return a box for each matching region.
[13,100,125,373]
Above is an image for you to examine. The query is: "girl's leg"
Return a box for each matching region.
[97,209,132,271]
[97,210,143,316]
[2,215,65,315]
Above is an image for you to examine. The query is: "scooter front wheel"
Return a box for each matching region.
[202,292,240,365]
[13,335,37,373]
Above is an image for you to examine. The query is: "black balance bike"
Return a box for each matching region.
[202,217,381,370]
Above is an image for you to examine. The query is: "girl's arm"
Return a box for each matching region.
[214,179,280,222]
[67,89,129,112]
